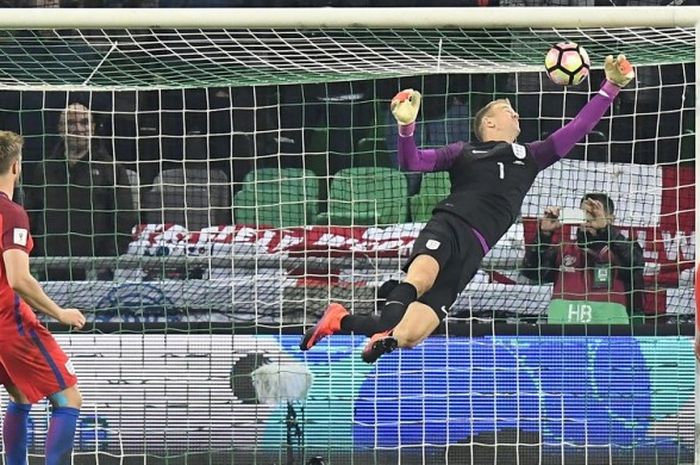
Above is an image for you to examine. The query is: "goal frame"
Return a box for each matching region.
[0,6,696,29]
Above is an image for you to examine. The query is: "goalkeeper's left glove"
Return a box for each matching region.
[604,54,635,88]
[391,89,422,126]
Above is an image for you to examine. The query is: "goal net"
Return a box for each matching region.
[0,8,695,465]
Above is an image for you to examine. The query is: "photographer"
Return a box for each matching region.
[521,193,645,323]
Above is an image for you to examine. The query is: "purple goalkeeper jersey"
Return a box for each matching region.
[397,80,621,250]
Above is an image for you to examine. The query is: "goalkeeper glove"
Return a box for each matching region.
[391,89,422,126]
[604,54,635,88]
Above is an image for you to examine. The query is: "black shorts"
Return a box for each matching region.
[403,212,486,321]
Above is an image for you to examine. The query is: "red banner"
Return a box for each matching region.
[129,223,423,258]
[132,222,693,274]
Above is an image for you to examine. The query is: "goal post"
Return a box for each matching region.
[0,6,697,28]
[0,8,697,92]
[0,7,695,465]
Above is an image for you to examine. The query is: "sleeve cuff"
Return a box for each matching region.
[600,80,622,99]
[3,244,29,254]
[398,122,415,137]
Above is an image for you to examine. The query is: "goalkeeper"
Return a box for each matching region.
[301,55,635,363]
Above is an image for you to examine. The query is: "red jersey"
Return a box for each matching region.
[0,191,76,403]
[0,191,37,329]
[550,242,628,308]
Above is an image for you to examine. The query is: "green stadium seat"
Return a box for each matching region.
[318,167,408,226]
[240,167,309,185]
[409,171,451,222]
[234,168,319,227]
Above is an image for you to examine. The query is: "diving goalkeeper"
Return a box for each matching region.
[300,54,635,363]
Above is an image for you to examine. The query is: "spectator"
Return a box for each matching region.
[26,102,136,280]
[521,193,645,322]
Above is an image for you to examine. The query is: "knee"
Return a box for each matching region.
[74,391,83,409]
[50,386,82,409]
[393,328,425,349]
[406,256,440,295]
[408,275,433,297]
[69,388,83,409]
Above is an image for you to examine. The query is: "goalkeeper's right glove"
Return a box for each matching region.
[604,54,635,88]
[391,89,422,126]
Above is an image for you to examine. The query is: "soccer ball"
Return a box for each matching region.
[545,42,590,86]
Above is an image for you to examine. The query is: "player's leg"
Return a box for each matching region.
[300,214,450,351]
[392,301,441,349]
[1,321,81,465]
[345,253,439,330]
[299,280,403,350]
[363,220,486,363]
[388,253,456,348]
[362,278,456,363]
[299,280,402,350]
[361,301,443,363]
[340,258,436,334]
[372,254,439,328]
[2,362,32,465]
[337,279,402,335]
[31,324,82,465]
[302,253,441,350]
[45,385,82,465]
[338,220,447,336]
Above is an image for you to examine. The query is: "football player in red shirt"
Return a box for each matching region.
[0,131,86,465]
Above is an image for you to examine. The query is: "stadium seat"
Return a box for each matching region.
[318,167,408,225]
[143,167,230,230]
[409,171,451,222]
[234,167,319,227]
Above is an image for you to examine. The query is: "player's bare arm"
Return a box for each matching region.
[3,249,85,329]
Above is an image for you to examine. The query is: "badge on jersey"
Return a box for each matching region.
[13,228,27,246]
[511,143,527,159]
[65,359,76,376]
[426,239,441,250]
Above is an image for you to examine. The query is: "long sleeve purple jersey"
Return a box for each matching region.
[397,80,620,173]
[395,80,621,252]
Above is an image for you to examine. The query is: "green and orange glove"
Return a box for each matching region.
[391,89,422,136]
[604,54,635,88]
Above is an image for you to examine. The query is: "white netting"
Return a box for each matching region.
[0,10,695,465]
